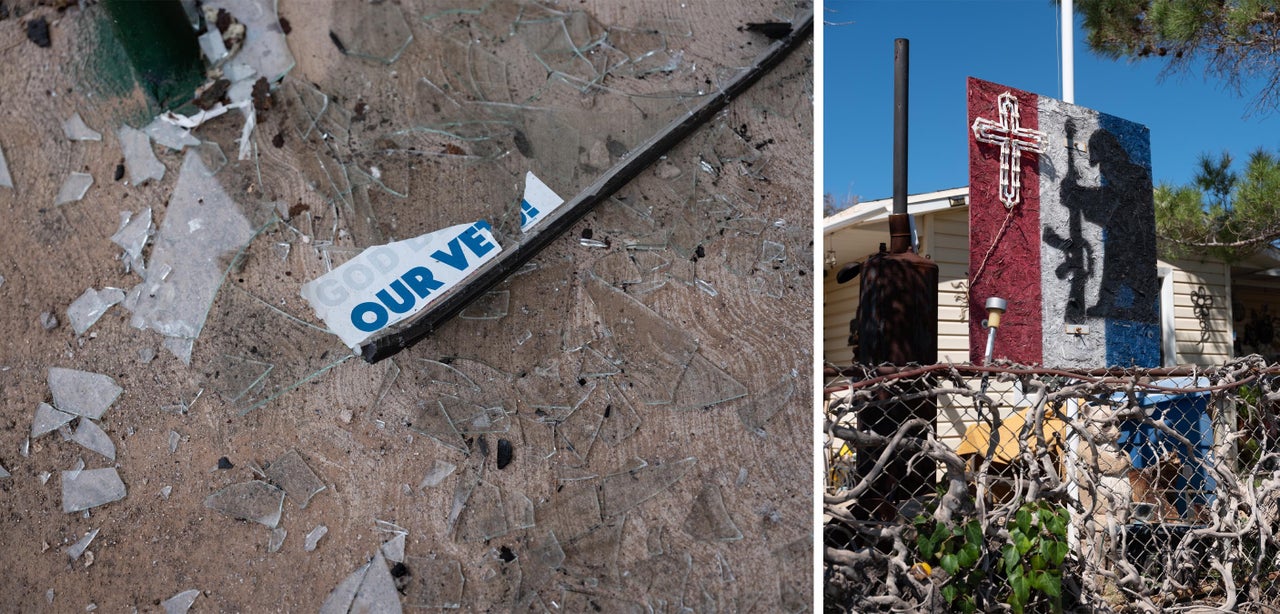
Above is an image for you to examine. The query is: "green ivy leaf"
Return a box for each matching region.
[940,553,959,575]
[1047,510,1067,537]
[958,542,981,568]
[1046,541,1069,567]
[1010,574,1030,613]
[1003,544,1021,575]
[942,584,958,603]
[1016,508,1032,535]
[961,596,977,613]
[1015,532,1033,556]
[964,520,983,545]
[1041,571,1063,598]
[1031,554,1047,571]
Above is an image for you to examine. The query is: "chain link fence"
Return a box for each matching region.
[823,356,1280,613]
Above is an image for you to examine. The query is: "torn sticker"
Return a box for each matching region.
[519,171,565,233]
[301,221,502,349]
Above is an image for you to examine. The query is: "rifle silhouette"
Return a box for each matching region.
[1042,119,1094,325]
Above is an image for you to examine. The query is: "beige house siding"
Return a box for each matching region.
[1163,257,1233,364]
[822,275,857,366]
[922,209,972,364]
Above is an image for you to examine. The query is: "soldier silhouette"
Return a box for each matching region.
[1044,120,1157,324]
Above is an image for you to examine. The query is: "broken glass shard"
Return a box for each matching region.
[647,523,665,556]
[404,555,464,608]
[48,368,121,420]
[117,125,165,185]
[66,527,99,560]
[382,384,466,454]
[159,485,172,499]
[54,172,93,206]
[168,430,180,453]
[532,531,565,570]
[268,527,286,552]
[198,29,229,63]
[438,395,509,435]
[596,381,641,446]
[669,352,748,411]
[445,468,479,539]
[0,143,11,188]
[739,376,793,431]
[67,287,125,336]
[127,150,257,346]
[0,463,9,479]
[263,449,326,508]
[459,290,510,320]
[534,481,601,543]
[203,480,285,527]
[381,532,405,563]
[774,536,810,613]
[62,467,126,513]
[682,484,742,542]
[350,551,402,614]
[144,117,200,151]
[575,343,622,378]
[419,459,456,488]
[198,286,351,415]
[161,589,200,614]
[375,519,407,535]
[560,519,623,584]
[305,525,328,551]
[206,0,295,81]
[32,402,75,438]
[63,112,102,141]
[455,480,507,542]
[211,349,273,402]
[162,337,194,365]
[111,208,152,274]
[70,419,115,461]
[67,457,85,479]
[320,559,370,614]
[329,0,414,64]
[554,383,607,467]
[195,141,227,175]
[586,275,696,405]
[600,457,696,518]
[39,311,58,331]
[627,552,693,611]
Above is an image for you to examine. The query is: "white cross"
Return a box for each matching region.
[971,92,1047,208]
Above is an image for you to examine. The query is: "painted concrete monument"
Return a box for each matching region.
[968,77,1159,368]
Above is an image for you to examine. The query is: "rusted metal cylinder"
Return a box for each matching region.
[856,215,938,365]
[853,214,939,519]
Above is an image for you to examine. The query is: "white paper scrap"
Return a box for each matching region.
[519,171,565,232]
[301,221,502,348]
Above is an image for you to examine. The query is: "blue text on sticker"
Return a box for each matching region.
[349,221,497,332]
[300,220,503,349]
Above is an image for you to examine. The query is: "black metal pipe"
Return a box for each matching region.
[893,38,908,217]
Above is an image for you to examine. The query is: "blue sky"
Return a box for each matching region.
[823,0,1280,206]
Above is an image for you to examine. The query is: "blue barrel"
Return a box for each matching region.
[1115,377,1215,518]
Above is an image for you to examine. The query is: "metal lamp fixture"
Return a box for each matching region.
[982,297,1007,365]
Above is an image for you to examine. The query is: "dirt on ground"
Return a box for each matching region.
[0,0,813,611]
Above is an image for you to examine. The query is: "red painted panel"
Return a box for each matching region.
[967,77,1043,365]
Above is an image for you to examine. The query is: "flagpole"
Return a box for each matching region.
[1062,0,1074,103]
[1061,0,1082,558]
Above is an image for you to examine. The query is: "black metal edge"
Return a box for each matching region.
[359,10,815,363]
